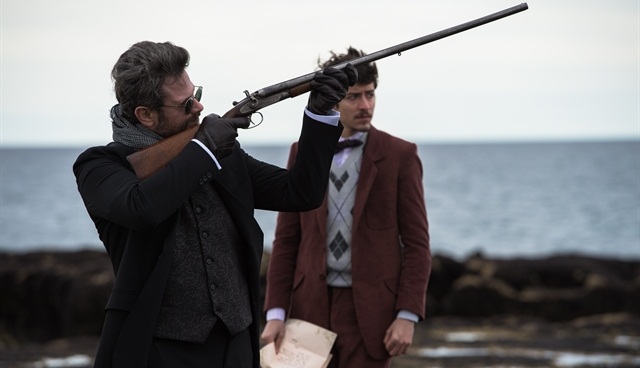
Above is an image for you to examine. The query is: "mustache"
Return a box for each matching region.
[355,113,372,119]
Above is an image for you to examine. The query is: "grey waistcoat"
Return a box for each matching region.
[154,184,252,343]
[326,143,364,287]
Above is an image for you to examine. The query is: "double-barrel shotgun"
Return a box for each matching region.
[127,3,529,179]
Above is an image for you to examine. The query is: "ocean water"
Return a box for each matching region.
[1,141,638,260]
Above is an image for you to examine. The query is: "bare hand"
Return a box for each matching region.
[261,320,287,354]
[383,318,415,356]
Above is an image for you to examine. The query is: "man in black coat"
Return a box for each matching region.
[73,41,356,368]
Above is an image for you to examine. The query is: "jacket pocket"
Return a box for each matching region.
[292,271,305,291]
[383,277,399,297]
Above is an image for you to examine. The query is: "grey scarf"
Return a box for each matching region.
[111,104,163,149]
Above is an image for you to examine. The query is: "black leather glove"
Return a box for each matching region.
[307,64,358,115]
[194,114,250,159]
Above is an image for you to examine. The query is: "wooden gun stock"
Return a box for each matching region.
[126,125,199,180]
[126,3,528,179]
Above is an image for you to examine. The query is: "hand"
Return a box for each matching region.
[194,114,250,159]
[383,318,415,357]
[307,64,358,115]
[261,320,286,354]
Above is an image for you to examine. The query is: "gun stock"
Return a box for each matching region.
[126,125,199,179]
[127,3,528,179]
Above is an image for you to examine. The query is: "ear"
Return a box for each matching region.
[134,106,156,129]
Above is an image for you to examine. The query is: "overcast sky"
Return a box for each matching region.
[1,0,638,147]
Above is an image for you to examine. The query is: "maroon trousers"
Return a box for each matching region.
[327,287,390,368]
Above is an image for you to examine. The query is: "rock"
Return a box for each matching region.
[480,255,639,291]
[441,274,518,316]
[0,251,112,344]
[436,253,640,321]
[1,250,638,345]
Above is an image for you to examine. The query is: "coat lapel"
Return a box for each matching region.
[312,194,329,243]
[352,127,384,239]
[209,151,263,280]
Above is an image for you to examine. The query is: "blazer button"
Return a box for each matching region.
[319,274,326,281]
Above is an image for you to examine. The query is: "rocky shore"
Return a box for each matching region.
[1,250,638,367]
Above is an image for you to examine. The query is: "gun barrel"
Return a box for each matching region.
[256,3,528,98]
[127,3,528,179]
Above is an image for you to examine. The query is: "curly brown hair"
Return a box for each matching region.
[317,46,378,88]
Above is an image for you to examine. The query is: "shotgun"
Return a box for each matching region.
[127,3,528,179]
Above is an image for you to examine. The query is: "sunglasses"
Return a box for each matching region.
[161,86,203,114]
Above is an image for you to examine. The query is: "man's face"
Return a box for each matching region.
[335,82,376,138]
[153,72,204,137]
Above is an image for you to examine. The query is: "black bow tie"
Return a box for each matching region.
[335,139,363,153]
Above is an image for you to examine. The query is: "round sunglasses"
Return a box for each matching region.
[161,86,203,114]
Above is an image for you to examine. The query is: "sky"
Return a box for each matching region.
[1,0,638,147]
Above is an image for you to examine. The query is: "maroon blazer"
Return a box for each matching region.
[265,125,431,359]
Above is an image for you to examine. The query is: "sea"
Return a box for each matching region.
[1,140,639,261]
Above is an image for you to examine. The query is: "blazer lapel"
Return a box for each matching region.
[312,194,329,243]
[352,127,384,239]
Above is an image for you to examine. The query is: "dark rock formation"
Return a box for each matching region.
[0,251,112,343]
[1,250,638,345]
[430,253,640,320]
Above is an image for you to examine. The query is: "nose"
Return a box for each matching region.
[357,96,372,110]
[193,99,204,114]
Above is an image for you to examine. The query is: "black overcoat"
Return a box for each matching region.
[74,115,342,367]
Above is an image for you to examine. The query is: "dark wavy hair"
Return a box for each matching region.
[111,41,190,123]
[317,46,378,88]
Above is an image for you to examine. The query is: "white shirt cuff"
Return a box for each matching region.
[191,139,222,170]
[304,108,340,126]
[266,308,286,321]
[397,310,419,323]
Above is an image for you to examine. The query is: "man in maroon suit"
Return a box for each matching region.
[261,47,431,368]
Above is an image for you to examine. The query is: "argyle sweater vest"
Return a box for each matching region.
[326,145,364,287]
[154,184,252,342]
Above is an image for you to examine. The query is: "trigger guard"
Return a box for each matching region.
[248,112,264,129]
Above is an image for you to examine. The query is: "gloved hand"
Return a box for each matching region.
[307,64,358,115]
[194,114,250,159]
